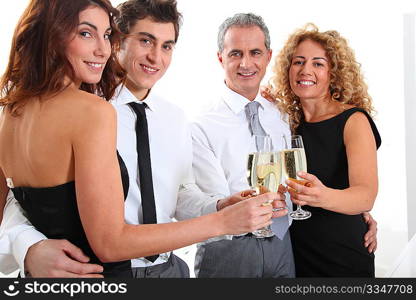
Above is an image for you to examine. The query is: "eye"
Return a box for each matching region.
[229,51,241,57]
[163,44,173,51]
[80,31,92,38]
[104,32,112,40]
[251,50,262,56]
[313,62,324,67]
[292,60,304,65]
[140,39,152,46]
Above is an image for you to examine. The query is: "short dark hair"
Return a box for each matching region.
[116,0,182,42]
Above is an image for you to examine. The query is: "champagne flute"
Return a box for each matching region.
[281,135,311,220]
[246,135,281,238]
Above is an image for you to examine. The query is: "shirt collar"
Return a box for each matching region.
[222,83,268,115]
[111,85,158,111]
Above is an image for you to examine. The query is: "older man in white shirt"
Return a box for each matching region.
[191,13,295,278]
[191,13,378,278]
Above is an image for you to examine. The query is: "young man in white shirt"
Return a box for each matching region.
[0,1,287,278]
[191,13,378,277]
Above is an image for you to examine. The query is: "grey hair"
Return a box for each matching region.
[217,13,271,52]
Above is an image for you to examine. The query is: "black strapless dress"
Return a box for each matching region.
[11,152,132,277]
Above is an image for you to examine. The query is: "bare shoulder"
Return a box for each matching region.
[344,109,374,145]
[67,89,113,111]
[65,90,115,122]
[346,109,370,127]
[57,89,116,138]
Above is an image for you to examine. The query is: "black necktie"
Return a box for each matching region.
[128,102,158,263]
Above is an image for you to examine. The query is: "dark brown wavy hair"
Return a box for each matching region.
[0,0,126,116]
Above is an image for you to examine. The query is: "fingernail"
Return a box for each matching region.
[298,171,305,176]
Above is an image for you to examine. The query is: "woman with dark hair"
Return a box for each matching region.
[0,0,283,277]
[267,23,381,277]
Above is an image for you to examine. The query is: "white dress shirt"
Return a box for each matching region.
[0,85,220,274]
[113,86,219,267]
[191,84,292,242]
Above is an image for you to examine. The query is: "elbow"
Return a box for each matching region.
[360,203,374,214]
[95,248,117,263]
[89,235,123,263]
[366,188,378,210]
[360,190,377,214]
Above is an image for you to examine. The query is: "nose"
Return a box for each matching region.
[300,61,312,76]
[94,37,111,60]
[239,55,253,69]
[147,45,161,64]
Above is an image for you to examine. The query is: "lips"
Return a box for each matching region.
[84,61,105,71]
[296,80,316,86]
[140,64,159,74]
[237,71,257,78]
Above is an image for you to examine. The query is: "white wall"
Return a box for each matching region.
[404,13,416,241]
[1,0,415,277]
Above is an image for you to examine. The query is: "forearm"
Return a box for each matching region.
[175,184,223,220]
[322,186,377,215]
[93,211,225,262]
[0,192,47,275]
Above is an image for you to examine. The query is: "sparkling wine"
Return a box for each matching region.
[247,152,281,195]
[281,148,307,181]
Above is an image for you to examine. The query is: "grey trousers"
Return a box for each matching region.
[131,254,190,278]
[195,232,295,278]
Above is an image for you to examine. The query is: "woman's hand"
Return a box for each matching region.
[220,192,287,235]
[285,171,331,209]
[218,186,287,217]
[260,86,276,103]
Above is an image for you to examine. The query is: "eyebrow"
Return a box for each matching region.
[294,55,328,61]
[136,32,175,45]
[228,48,262,54]
[79,21,111,32]
[228,49,242,55]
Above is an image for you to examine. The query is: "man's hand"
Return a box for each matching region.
[25,239,104,278]
[216,190,254,211]
[363,212,377,253]
[217,186,287,215]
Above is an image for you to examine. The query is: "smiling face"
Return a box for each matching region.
[218,25,272,101]
[65,6,112,86]
[289,39,332,102]
[118,17,175,100]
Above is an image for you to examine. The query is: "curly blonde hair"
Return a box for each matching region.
[268,23,374,130]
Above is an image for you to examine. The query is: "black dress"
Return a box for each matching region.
[11,153,132,278]
[289,107,381,277]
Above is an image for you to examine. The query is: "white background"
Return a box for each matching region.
[1,0,415,277]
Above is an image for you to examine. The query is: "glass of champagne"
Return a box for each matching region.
[281,135,311,220]
[246,135,282,238]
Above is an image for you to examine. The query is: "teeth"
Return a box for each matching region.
[143,65,157,72]
[299,80,315,85]
[240,72,255,76]
[87,63,103,68]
